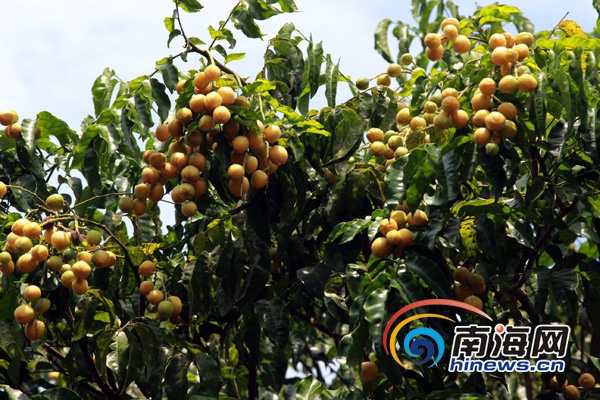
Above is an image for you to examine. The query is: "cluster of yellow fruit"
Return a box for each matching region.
[136,259,184,323]
[407,20,539,153]
[126,63,288,216]
[0,188,127,339]
[424,17,472,61]
[13,284,48,340]
[551,372,596,399]
[452,266,486,311]
[366,127,408,164]
[370,207,428,259]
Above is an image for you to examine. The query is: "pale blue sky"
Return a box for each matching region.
[2,1,598,129]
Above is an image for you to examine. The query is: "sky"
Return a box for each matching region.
[2,1,598,131]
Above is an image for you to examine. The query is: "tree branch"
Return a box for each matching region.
[289,308,343,345]
[78,338,119,400]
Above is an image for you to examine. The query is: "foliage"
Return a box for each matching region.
[1,1,600,399]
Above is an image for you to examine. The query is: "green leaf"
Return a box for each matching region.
[208,25,236,48]
[106,330,129,385]
[194,354,223,397]
[363,287,388,350]
[375,19,393,63]
[150,78,171,122]
[225,52,246,63]
[156,57,179,91]
[384,157,407,206]
[35,111,77,149]
[72,296,98,341]
[91,68,119,117]
[547,123,567,159]
[405,255,451,299]
[307,37,324,98]
[232,6,264,38]
[31,388,84,400]
[20,118,37,152]
[164,353,190,400]
[295,375,326,399]
[246,0,282,20]
[325,55,339,107]
[175,0,203,13]
[330,107,364,162]
[254,298,289,348]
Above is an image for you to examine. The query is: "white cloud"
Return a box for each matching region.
[1,1,598,128]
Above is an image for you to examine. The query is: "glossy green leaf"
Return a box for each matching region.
[307,37,324,98]
[255,298,289,348]
[156,57,179,91]
[175,0,203,13]
[295,375,326,399]
[30,388,84,400]
[232,6,264,38]
[375,19,393,63]
[405,255,451,299]
[164,353,190,400]
[325,55,339,108]
[194,354,223,396]
[91,67,119,117]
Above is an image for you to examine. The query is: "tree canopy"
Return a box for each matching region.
[1,1,600,399]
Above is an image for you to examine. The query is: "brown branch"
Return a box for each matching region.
[42,343,107,399]
[78,338,119,400]
[512,288,542,324]
[289,308,343,345]
[70,192,128,213]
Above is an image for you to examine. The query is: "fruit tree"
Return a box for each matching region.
[1,0,600,399]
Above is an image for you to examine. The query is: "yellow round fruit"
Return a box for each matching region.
[50,231,71,250]
[168,296,183,316]
[147,289,164,305]
[24,285,42,302]
[71,278,89,295]
[453,267,471,284]
[86,230,102,246]
[35,298,51,314]
[139,281,154,296]
[464,295,483,313]
[204,64,221,81]
[139,260,156,277]
[92,249,112,269]
[24,319,45,340]
[371,237,392,258]
[14,304,35,324]
[361,361,379,382]
[72,261,92,279]
[578,372,595,389]
[564,385,580,400]
[181,201,198,218]
[45,194,64,211]
[407,209,428,227]
[0,181,7,197]
[251,170,269,189]
[454,284,471,301]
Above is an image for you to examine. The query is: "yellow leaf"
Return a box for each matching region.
[557,20,587,37]
[459,217,478,258]
[140,242,164,255]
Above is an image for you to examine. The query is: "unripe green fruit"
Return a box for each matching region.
[400,53,413,66]
[485,142,500,156]
[45,194,64,211]
[356,77,369,90]
[387,63,402,78]
[157,300,174,320]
